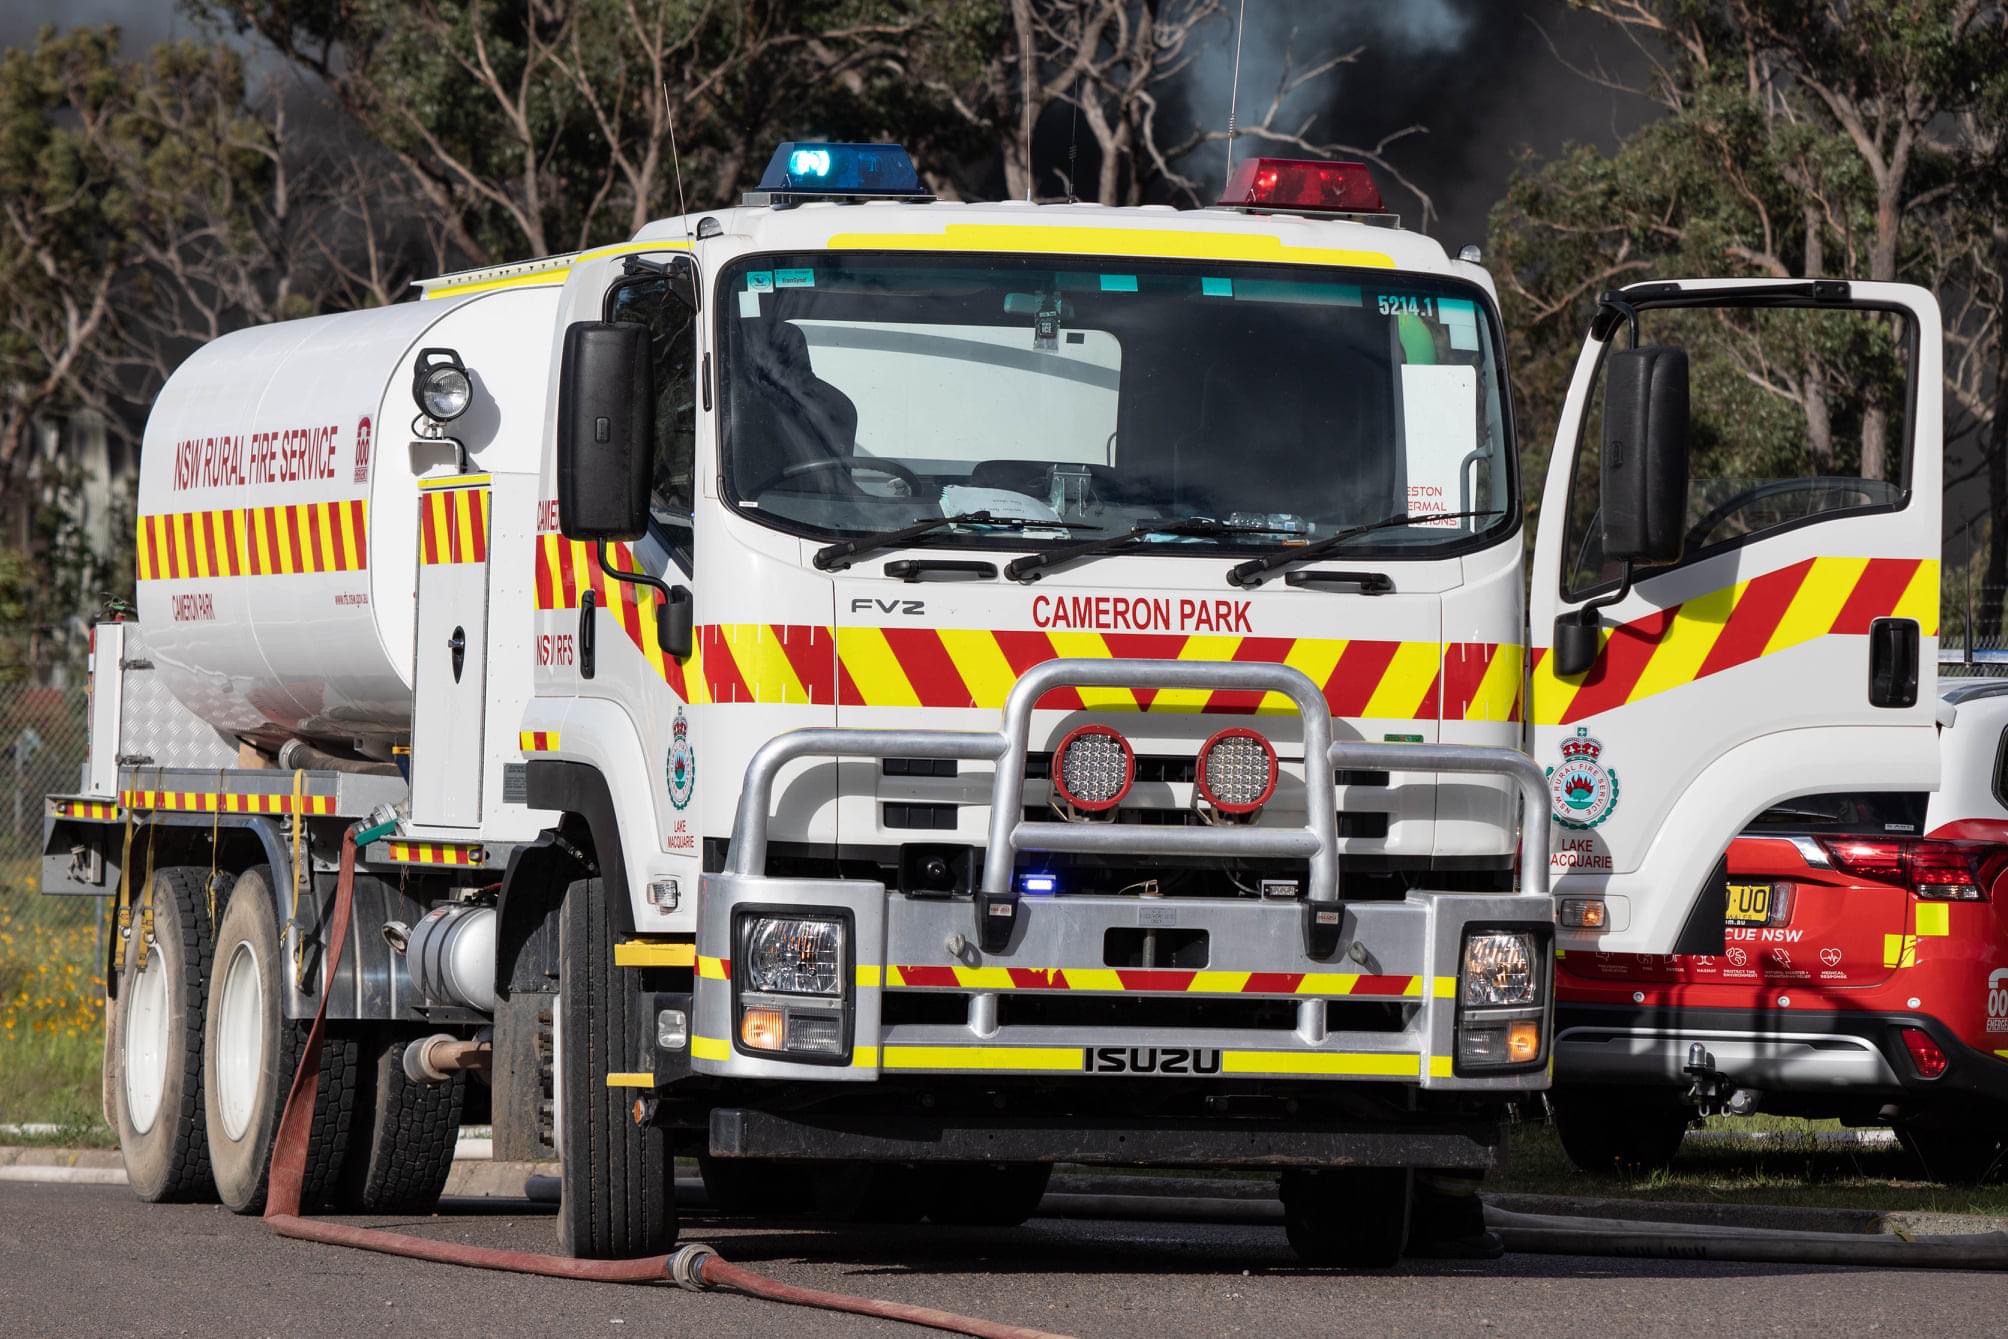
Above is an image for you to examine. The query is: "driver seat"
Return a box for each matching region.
[733,320,860,494]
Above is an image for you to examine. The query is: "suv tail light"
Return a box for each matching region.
[1817,837,1991,901]
[1899,1026,1948,1079]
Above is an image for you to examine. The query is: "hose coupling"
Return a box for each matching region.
[666,1243,718,1291]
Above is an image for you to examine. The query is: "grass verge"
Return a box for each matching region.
[1,885,115,1146]
[1497,1116,2008,1217]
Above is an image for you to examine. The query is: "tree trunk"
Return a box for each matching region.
[1800,203,1834,468]
[1980,235,2008,644]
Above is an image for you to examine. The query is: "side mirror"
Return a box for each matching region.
[1600,345,1690,563]
[659,586,694,661]
[1552,615,1601,678]
[557,321,653,541]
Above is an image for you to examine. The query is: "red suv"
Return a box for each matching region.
[1550,680,2008,1182]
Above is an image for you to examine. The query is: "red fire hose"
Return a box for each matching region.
[263,824,1072,1339]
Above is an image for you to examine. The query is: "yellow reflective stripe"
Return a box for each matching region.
[1465,642,1523,722]
[1295,973,1361,995]
[936,627,1017,708]
[691,1035,731,1061]
[1433,976,1457,999]
[1915,902,1950,937]
[1188,971,1253,994]
[421,240,695,299]
[953,966,1015,990]
[880,1045,1085,1071]
[1429,1056,1455,1078]
[852,1045,879,1068]
[1152,635,1242,713]
[419,472,493,490]
[1044,630,1137,710]
[1362,640,1440,719]
[1883,934,1917,969]
[721,623,809,704]
[696,955,729,980]
[613,940,696,968]
[826,223,1394,270]
[1631,580,1742,702]
[605,1072,655,1088]
[1221,1050,1422,1077]
[1057,968,1122,992]
[1893,558,1941,634]
[835,625,919,707]
[1765,556,1869,656]
[855,964,883,988]
[1271,637,1347,717]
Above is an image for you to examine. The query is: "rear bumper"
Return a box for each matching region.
[1554,1003,2008,1106]
[708,1106,1503,1169]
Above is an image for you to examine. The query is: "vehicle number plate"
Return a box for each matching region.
[1725,882,1773,925]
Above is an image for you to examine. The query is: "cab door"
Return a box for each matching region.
[1530,279,1943,955]
[411,477,493,827]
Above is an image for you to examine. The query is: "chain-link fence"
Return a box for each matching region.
[0,659,105,1127]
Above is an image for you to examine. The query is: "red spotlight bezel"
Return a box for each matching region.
[1050,724,1135,813]
[1195,727,1279,815]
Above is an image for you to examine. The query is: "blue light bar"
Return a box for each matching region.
[1018,873,1059,896]
[749,142,930,203]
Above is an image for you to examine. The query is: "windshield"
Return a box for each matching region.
[717,253,1514,556]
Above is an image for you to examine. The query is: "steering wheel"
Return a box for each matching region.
[1683,476,1891,550]
[775,456,923,498]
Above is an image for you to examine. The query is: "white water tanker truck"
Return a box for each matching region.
[43,142,1946,1264]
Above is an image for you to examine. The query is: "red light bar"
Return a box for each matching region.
[1217,157,1384,214]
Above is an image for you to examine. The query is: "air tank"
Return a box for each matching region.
[134,284,561,747]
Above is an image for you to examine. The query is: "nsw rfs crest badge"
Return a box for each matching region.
[666,709,696,811]
[1548,726,1619,830]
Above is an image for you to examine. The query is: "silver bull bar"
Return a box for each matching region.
[728,659,1550,953]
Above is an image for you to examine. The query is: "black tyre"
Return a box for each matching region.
[202,866,358,1214]
[1280,1166,1412,1268]
[696,1151,796,1216]
[556,877,675,1257]
[336,1026,466,1213]
[108,866,217,1202]
[925,1163,1052,1227]
[1549,1088,1690,1177]
[1895,1123,2008,1185]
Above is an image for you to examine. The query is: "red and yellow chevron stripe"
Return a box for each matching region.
[51,800,120,820]
[533,536,1521,720]
[886,964,1456,998]
[519,730,561,752]
[1532,556,1939,725]
[383,840,485,866]
[119,789,336,816]
[136,501,369,580]
[419,487,490,566]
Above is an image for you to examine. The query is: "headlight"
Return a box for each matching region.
[1196,728,1279,815]
[412,348,472,422]
[1051,724,1134,813]
[745,917,844,996]
[1462,931,1538,1007]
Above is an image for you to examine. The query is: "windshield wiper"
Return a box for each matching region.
[813,511,1074,573]
[1003,517,1298,583]
[1224,509,1504,588]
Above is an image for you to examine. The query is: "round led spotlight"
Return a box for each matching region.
[1196,728,1279,816]
[1051,724,1135,814]
[412,347,472,422]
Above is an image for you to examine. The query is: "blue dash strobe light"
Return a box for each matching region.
[747,142,932,205]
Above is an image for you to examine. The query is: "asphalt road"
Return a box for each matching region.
[3,1181,2006,1338]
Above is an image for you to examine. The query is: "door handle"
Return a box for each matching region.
[579,589,597,680]
[448,626,466,683]
[1867,616,1918,708]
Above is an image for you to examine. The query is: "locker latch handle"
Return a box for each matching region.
[448,626,467,683]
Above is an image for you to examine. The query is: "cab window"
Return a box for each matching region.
[1563,302,1913,596]
[608,268,698,568]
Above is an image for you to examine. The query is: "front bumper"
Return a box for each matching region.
[1554,1003,2008,1105]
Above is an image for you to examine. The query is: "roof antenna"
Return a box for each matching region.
[1065,71,1082,203]
[663,79,690,238]
[1224,0,1248,185]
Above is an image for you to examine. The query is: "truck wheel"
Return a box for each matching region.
[1895,1124,2008,1185]
[1280,1166,1412,1267]
[696,1151,796,1216]
[336,1026,465,1213]
[556,877,675,1257]
[108,867,216,1202]
[1549,1089,1689,1176]
[202,866,358,1214]
[926,1163,1052,1226]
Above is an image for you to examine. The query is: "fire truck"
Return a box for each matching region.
[42,142,1945,1265]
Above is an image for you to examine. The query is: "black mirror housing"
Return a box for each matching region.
[1600,345,1690,563]
[659,586,694,661]
[557,321,654,542]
